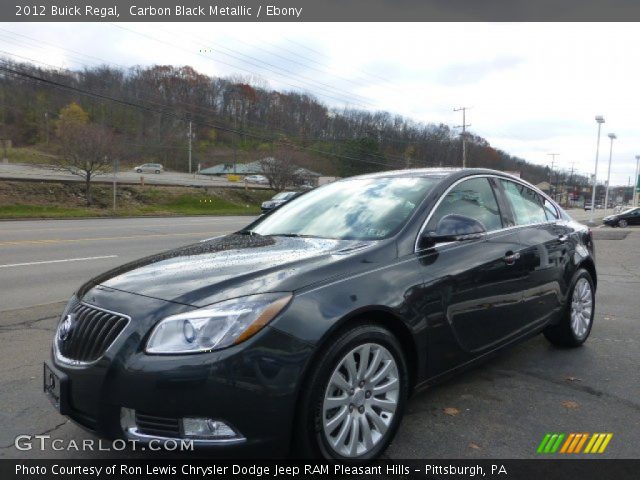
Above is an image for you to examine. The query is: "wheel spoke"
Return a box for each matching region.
[359,414,374,450]
[330,372,351,392]
[371,396,397,413]
[347,416,360,456]
[344,353,358,386]
[356,344,371,381]
[366,405,389,434]
[325,406,349,433]
[364,348,382,379]
[370,359,393,385]
[324,395,349,410]
[332,413,351,449]
[373,378,399,395]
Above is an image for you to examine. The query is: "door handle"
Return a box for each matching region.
[558,234,569,243]
[504,251,521,265]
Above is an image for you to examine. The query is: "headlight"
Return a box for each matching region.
[145,293,292,354]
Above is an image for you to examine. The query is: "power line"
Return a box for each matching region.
[0,63,400,170]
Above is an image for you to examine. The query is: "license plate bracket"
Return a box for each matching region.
[43,362,70,415]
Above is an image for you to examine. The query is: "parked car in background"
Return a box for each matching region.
[44,168,597,460]
[603,206,640,227]
[584,201,592,211]
[134,163,164,174]
[261,191,301,213]
[245,174,269,185]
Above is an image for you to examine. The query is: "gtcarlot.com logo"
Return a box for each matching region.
[537,432,613,454]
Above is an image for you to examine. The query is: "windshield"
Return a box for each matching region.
[250,176,439,240]
[621,207,639,215]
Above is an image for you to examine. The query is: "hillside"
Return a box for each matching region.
[0,59,589,187]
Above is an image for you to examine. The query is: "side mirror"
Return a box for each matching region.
[421,214,487,247]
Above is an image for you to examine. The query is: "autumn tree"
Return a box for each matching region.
[260,146,297,192]
[54,102,120,205]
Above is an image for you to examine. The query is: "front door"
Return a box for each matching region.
[418,177,531,377]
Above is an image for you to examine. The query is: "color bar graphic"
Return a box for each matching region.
[538,433,613,454]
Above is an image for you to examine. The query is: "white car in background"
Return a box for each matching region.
[134,163,164,174]
[244,174,269,184]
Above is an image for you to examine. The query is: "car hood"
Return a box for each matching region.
[80,234,379,307]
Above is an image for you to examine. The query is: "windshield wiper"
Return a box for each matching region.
[267,233,322,239]
[237,230,262,236]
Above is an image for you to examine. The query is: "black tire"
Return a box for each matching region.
[136,169,142,173]
[292,323,409,460]
[155,170,161,174]
[619,219,628,228]
[544,269,595,347]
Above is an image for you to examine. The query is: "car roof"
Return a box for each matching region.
[347,167,523,182]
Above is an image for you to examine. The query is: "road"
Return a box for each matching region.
[0,162,264,188]
[0,216,254,311]
[0,216,639,459]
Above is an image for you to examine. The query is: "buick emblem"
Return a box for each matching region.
[58,314,75,342]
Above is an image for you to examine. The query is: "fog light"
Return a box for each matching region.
[120,407,136,431]
[181,418,239,439]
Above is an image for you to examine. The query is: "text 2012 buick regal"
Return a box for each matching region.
[45,168,596,459]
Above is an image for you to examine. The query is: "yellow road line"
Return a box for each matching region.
[0,231,231,247]
[0,219,247,233]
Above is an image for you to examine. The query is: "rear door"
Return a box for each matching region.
[497,179,569,325]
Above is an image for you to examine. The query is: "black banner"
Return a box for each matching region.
[5,0,640,22]
[3,460,640,480]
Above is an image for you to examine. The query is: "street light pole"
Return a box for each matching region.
[634,155,640,207]
[589,116,605,225]
[603,133,616,217]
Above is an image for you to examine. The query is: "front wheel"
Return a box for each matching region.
[293,324,408,459]
[619,219,628,228]
[544,269,595,347]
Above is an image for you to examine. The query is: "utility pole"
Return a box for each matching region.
[44,112,49,144]
[589,116,605,225]
[188,120,192,175]
[454,107,471,168]
[567,162,575,207]
[603,133,616,217]
[547,153,559,202]
[634,155,640,207]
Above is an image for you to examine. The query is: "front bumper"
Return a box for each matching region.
[48,288,314,456]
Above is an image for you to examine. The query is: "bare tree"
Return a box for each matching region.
[55,122,120,205]
[259,147,297,192]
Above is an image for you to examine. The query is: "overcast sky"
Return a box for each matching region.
[1,22,639,185]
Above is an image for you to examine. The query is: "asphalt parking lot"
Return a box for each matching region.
[0,215,638,459]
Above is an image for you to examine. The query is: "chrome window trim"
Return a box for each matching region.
[414,173,560,253]
[54,302,131,367]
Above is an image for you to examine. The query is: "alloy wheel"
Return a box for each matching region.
[321,343,400,458]
[619,219,628,228]
[570,277,593,339]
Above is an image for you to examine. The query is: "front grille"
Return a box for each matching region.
[56,303,129,362]
[135,412,181,437]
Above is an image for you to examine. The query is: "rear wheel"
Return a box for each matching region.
[544,269,595,347]
[293,324,408,459]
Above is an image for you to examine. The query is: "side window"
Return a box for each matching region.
[427,177,503,232]
[500,180,547,225]
[542,198,559,220]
